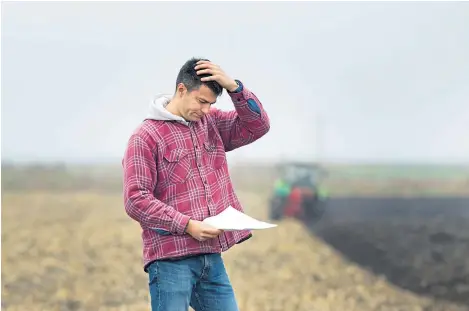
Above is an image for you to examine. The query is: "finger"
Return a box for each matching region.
[196,60,213,66]
[204,229,223,236]
[200,75,218,82]
[195,63,219,71]
[203,227,219,234]
[199,235,211,241]
[212,230,223,236]
[202,231,217,237]
[196,69,215,75]
[201,233,217,240]
[194,63,211,70]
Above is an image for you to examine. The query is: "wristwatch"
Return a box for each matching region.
[228,79,243,93]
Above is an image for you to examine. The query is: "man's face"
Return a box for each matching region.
[178,84,217,121]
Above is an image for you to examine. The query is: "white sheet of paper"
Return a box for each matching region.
[202,206,277,231]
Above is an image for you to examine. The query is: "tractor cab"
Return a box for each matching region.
[270,162,328,221]
[275,162,325,190]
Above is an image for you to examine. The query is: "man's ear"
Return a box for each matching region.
[177,83,186,97]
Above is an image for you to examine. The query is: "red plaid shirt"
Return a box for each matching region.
[123,82,270,271]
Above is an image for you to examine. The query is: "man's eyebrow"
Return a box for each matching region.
[198,97,213,104]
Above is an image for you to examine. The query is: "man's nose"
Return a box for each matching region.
[201,105,210,114]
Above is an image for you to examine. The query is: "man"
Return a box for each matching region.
[122,57,270,311]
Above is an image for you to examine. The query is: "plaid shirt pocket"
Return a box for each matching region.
[163,147,192,184]
[203,141,226,171]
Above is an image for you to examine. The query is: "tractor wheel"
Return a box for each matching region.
[303,196,327,224]
[269,197,284,220]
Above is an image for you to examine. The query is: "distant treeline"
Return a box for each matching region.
[2,162,468,195]
[1,163,123,193]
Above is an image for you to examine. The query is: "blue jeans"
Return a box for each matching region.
[147,253,239,311]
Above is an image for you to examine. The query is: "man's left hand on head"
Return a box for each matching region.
[194,60,239,92]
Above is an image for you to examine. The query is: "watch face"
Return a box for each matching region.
[235,80,243,92]
[228,80,242,93]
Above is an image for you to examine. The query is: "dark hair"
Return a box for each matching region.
[175,57,223,97]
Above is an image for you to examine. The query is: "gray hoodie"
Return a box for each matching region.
[145,94,189,126]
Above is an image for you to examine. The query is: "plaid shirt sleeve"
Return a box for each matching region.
[212,81,270,151]
[123,133,191,235]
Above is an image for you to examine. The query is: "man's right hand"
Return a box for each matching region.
[185,219,223,242]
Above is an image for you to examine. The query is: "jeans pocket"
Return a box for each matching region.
[147,261,159,286]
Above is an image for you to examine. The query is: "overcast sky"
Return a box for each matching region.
[2,1,469,164]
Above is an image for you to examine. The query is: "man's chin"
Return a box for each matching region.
[188,114,203,121]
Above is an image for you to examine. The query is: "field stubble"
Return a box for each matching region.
[2,190,468,311]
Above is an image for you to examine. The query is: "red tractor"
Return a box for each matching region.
[268,162,328,223]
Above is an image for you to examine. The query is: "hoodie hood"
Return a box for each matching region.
[145,94,189,126]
